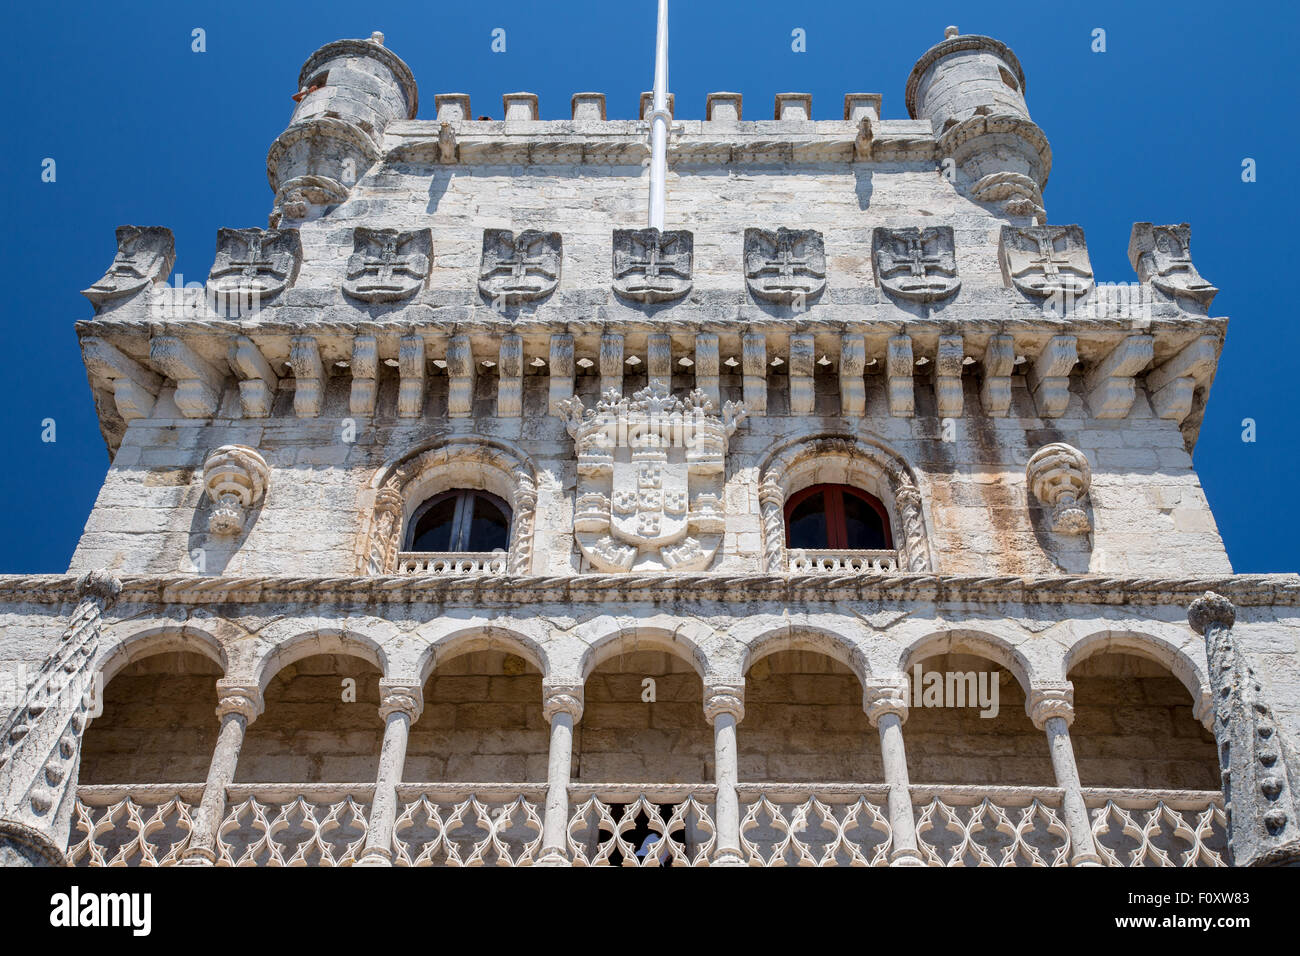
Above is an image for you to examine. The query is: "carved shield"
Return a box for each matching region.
[207,228,302,301]
[1128,222,1217,307]
[872,226,961,303]
[81,225,176,308]
[999,225,1094,299]
[612,228,693,303]
[478,229,562,304]
[609,456,689,548]
[343,227,432,303]
[744,228,826,304]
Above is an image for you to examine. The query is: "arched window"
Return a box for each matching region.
[784,484,892,550]
[406,490,511,553]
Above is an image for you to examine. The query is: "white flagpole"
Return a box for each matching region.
[648,0,669,231]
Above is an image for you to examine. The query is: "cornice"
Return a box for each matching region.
[1,572,1295,610]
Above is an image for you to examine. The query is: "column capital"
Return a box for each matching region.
[703,679,745,724]
[75,569,123,605]
[863,675,909,726]
[214,680,263,723]
[1188,590,1236,635]
[378,680,423,722]
[542,681,584,722]
[1026,682,1075,730]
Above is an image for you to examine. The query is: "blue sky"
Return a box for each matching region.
[1,0,1294,573]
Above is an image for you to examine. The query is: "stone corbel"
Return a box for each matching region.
[447,334,476,418]
[82,337,162,423]
[288,336,324,418]
[1026,335,1078,419]
[1145,336,1218,422]
[788,333,815,415]
[202,445,270,537]
[647,333,672,383]
[548,333,575,417]
[979,333,1015,417]
[694,333,720,410]
[839,334,866,416]
[350,334,378,416]
[887,335,914,417]
[397,335,426,419]
[498,334,523,418]
[935,334,964,419]
[150,336,226,418]
[227,336,278,419]
[1084,334,1153,419]
[1026,442,1092,534]
[599,332,623,399]
[742,333,767,415]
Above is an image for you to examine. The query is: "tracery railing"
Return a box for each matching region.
[68,783,1227,866]
[787,549,900,573]
[394,551,508,575]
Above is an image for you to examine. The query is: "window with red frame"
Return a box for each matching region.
[784,484,893,551]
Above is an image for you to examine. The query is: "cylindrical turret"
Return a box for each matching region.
[266,32,418,226]
[906,26,1050,223]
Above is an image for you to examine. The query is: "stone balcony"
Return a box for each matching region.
[71,783,1225,867]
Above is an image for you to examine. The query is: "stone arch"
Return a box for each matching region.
[1064,629,1211,726]
[251,627,388,695]
[741,624,871,687]
[359,436,539,575]
[416,624,551,686]
[95,624,228,686]
[578,619,718,682]
[898,628,1035,694]
[757,431,934,573]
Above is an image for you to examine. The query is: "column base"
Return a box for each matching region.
[888,847,927,867]
[178,845,216,866]
[1070,851,1105,867]
[534,847,572,867]
[354,846,394,867]
[0,819,69,867]
[710,847,747,867]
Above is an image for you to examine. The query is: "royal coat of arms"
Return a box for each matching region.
[612,228,693,303]
[1128,222,1217,308]
[478,229,562,304]
[872,226,961,303]
[744,227,826,304]
[81,225,175,309]
[560,381,747,572]
[999,225,1094,299]
[343,227,432,303]
[206,227,302,306]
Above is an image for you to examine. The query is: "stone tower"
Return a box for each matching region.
[1,26,1297,868]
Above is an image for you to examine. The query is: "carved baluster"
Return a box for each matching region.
[288,335,324,418]
[350,334,378,417]
[887,335,914,417]
[227,336,278,419]
[694,333,720,410]
[536,682,584,866]
[979,333,1015,417]
[1027,335,1077,419]
[180,682,263,865]
[498,334,523,418]
[863,677,924,866]
[935,335,964,419]
[0,571,122,866]
[705,681,746,866]
[788,333,815,416]
[839,334,866,417]
[742,332,767,415]
[150,336,225,418]
[599,332,623,399]
[1084,334,1153,419]
[1027,683,1102,866]
[397,334,426,419]
[548,333,575,417]
[357,682,423,866]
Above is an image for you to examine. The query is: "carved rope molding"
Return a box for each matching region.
[0,572,1292,608]
[758,435,934,573]
[359,438,540,576]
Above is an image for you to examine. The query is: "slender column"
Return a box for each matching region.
[1027,683,1101,866]
[536,682,584,866]
[356,681,423,867]
[180,681,263,865]
[0,570,121,867]
[863,676,924,866]
[704,680,745,866]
